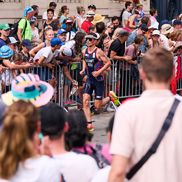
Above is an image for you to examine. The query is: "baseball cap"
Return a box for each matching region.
[139,24,148,32]
[173,20,182,26]
[50,37,64,47]
[152,30,160,36]
[22,39,33,50]
[0,45,14,59]
[57,29,67,35]
[1,73,54,107]
[86,11,95,17]
[40,103,67,137]
[62,47,73,57]
[8,37,18,44]
[85,32,98,40]
[24,6,34,17]
[0,24,10,31]
[65,19,73,24]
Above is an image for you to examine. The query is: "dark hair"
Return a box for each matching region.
[96,22,106,34]
[65,110,93,150]
[40,103,67,140]
[77,6,85,14]
[49,1,57,8]
[141,16,150,25]
[74,31,86,56]
[150,8,157,16]
[31,5,39,11]
[88,4,96,10]
[111,16,120,22]
[134,35,144,44]
[125,1,132,9]
[47,8,54,14]
[60,5,68,15]
[141,48,173,82]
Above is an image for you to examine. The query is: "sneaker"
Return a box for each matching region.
[87,122,94,132]
[106,103,115,112]
[109,91,120,107]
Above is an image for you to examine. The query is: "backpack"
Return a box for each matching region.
[72,144,110,169]
[9,18,28,41]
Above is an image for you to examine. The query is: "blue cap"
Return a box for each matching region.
[173,19,182,26]
[0,45,14,59]
[22,39,33,50]
[57,29,67,35]
[24,6,33,17]
[50,38,64,47]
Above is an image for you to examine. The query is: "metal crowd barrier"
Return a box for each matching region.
[1,60,182,108]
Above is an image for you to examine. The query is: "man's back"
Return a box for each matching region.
[110,90,182,182]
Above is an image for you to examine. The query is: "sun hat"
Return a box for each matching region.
[22,39,33,50]
[8,37,18,44]
[152,30,160,36]
[85,32,98,40]
[0,45,14,59]
[23,6,34,17]
[50,37,64,47]
[57,29,67,35]
[0,24,10,31]
[40,103,67,136]
[1,73,54,107]
[161,24,174,35]
[86,11,95,17]
[92,14,105,25]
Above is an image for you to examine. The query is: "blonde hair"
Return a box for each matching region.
[0,101,40,179]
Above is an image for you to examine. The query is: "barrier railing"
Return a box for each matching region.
[0,59,182,108]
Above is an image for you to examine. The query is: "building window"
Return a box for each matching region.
[57,0,81,3]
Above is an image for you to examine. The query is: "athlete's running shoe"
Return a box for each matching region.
[109,91,120,107]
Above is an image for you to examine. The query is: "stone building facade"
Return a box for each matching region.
[0,0,150,23]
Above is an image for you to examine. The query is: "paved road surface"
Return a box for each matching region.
[92,112,114,144]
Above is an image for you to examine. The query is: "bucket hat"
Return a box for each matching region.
[0,45,14,59]
[2,73,54,107]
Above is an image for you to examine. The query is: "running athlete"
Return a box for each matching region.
[80,33,111,131]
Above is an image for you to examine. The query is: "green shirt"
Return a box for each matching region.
[18,18,32,41]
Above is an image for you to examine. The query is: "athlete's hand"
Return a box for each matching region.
[92,70,100,78]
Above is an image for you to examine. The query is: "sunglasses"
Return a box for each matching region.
[86,38,94,41]
[4,29,10,31]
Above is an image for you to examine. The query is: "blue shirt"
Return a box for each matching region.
[0,38,6,48]
[126,30,148,53]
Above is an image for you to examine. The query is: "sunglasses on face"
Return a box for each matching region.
[86,38,94,41]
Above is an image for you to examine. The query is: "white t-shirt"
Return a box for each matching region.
[42,11,57,20]
[3,156,61,182]
[33,46,54,63]
[110,90,182,182]
[53,151,99,182]
[160,34,170,50]
[91,165,111,182]
[31,27,40,42]
[122,10,131,27]
[66,31,76,41]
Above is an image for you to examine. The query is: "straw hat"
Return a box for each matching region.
[92,14,105,25]
[161,24,174,35]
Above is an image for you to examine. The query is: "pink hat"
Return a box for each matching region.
[2,73,54,107]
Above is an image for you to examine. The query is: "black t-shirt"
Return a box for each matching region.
[108,38,125,58]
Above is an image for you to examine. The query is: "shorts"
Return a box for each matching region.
[83,79,104,100]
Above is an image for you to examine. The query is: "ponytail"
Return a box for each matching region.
[0,101,39,179]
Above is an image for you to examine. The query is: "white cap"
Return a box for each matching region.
[152,30,160,36]
[86,10,95,17]
[9,37,18,44]
[62,47,73,57]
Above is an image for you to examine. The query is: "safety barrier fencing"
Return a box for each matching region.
[0,59,182,108]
